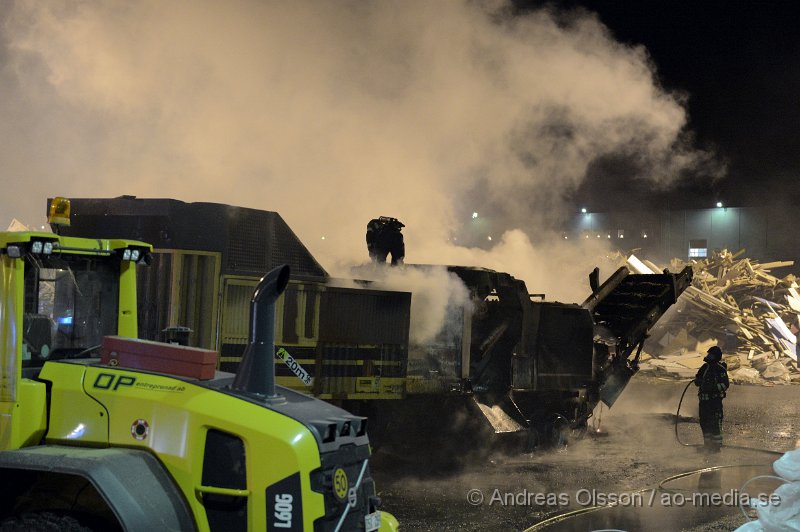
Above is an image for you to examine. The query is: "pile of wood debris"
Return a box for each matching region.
[616,250,800,385]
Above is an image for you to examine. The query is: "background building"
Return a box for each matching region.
[567,205,800,274]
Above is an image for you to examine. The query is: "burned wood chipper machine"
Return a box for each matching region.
[398,262,694,448]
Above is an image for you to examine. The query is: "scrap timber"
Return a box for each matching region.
[615,250,800,384]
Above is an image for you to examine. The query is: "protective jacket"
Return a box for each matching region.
[694,361,729,400]
[366,217,405,265]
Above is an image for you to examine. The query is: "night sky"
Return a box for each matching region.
[520,0,800,211]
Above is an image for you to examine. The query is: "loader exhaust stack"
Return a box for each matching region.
[232,264,291,397]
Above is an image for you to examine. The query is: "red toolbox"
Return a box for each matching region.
[101,336,218,380]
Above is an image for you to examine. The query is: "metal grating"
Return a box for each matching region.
[225,210,270,274]
[270,214,325,277]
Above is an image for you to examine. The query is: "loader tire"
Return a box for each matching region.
[0,512,92,532]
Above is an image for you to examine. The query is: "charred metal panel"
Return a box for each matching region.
[529,302,594,390]
[468,301,521,395]
[318,287,410,346]
[443,266,532,395]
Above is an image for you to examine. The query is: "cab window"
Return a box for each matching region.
[22,254,119,367]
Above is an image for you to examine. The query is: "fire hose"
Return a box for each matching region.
[674,379,783,455]
[673,379,789,524]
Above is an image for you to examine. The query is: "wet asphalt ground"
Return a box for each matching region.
[371,376,800,531]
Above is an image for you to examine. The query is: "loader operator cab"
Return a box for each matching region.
[2,225,151,382]
[22,253,120,367]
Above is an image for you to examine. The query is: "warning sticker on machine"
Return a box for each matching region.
[364,511,381,532]
[276,348,313,386]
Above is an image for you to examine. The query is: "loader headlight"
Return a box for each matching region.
[117,246,151,264]
[5,245,22,258]
[29,240,56,255]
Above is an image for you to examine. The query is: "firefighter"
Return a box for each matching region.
[694,345,729,452]
[366,216,405,266]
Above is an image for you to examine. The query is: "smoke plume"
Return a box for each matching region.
[1,0,717,301]
[346,265,472,345]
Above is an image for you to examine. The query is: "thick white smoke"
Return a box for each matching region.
[343,265,472,345]
[1,0,717,302]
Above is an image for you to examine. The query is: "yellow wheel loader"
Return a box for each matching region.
[0,206,398,531]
